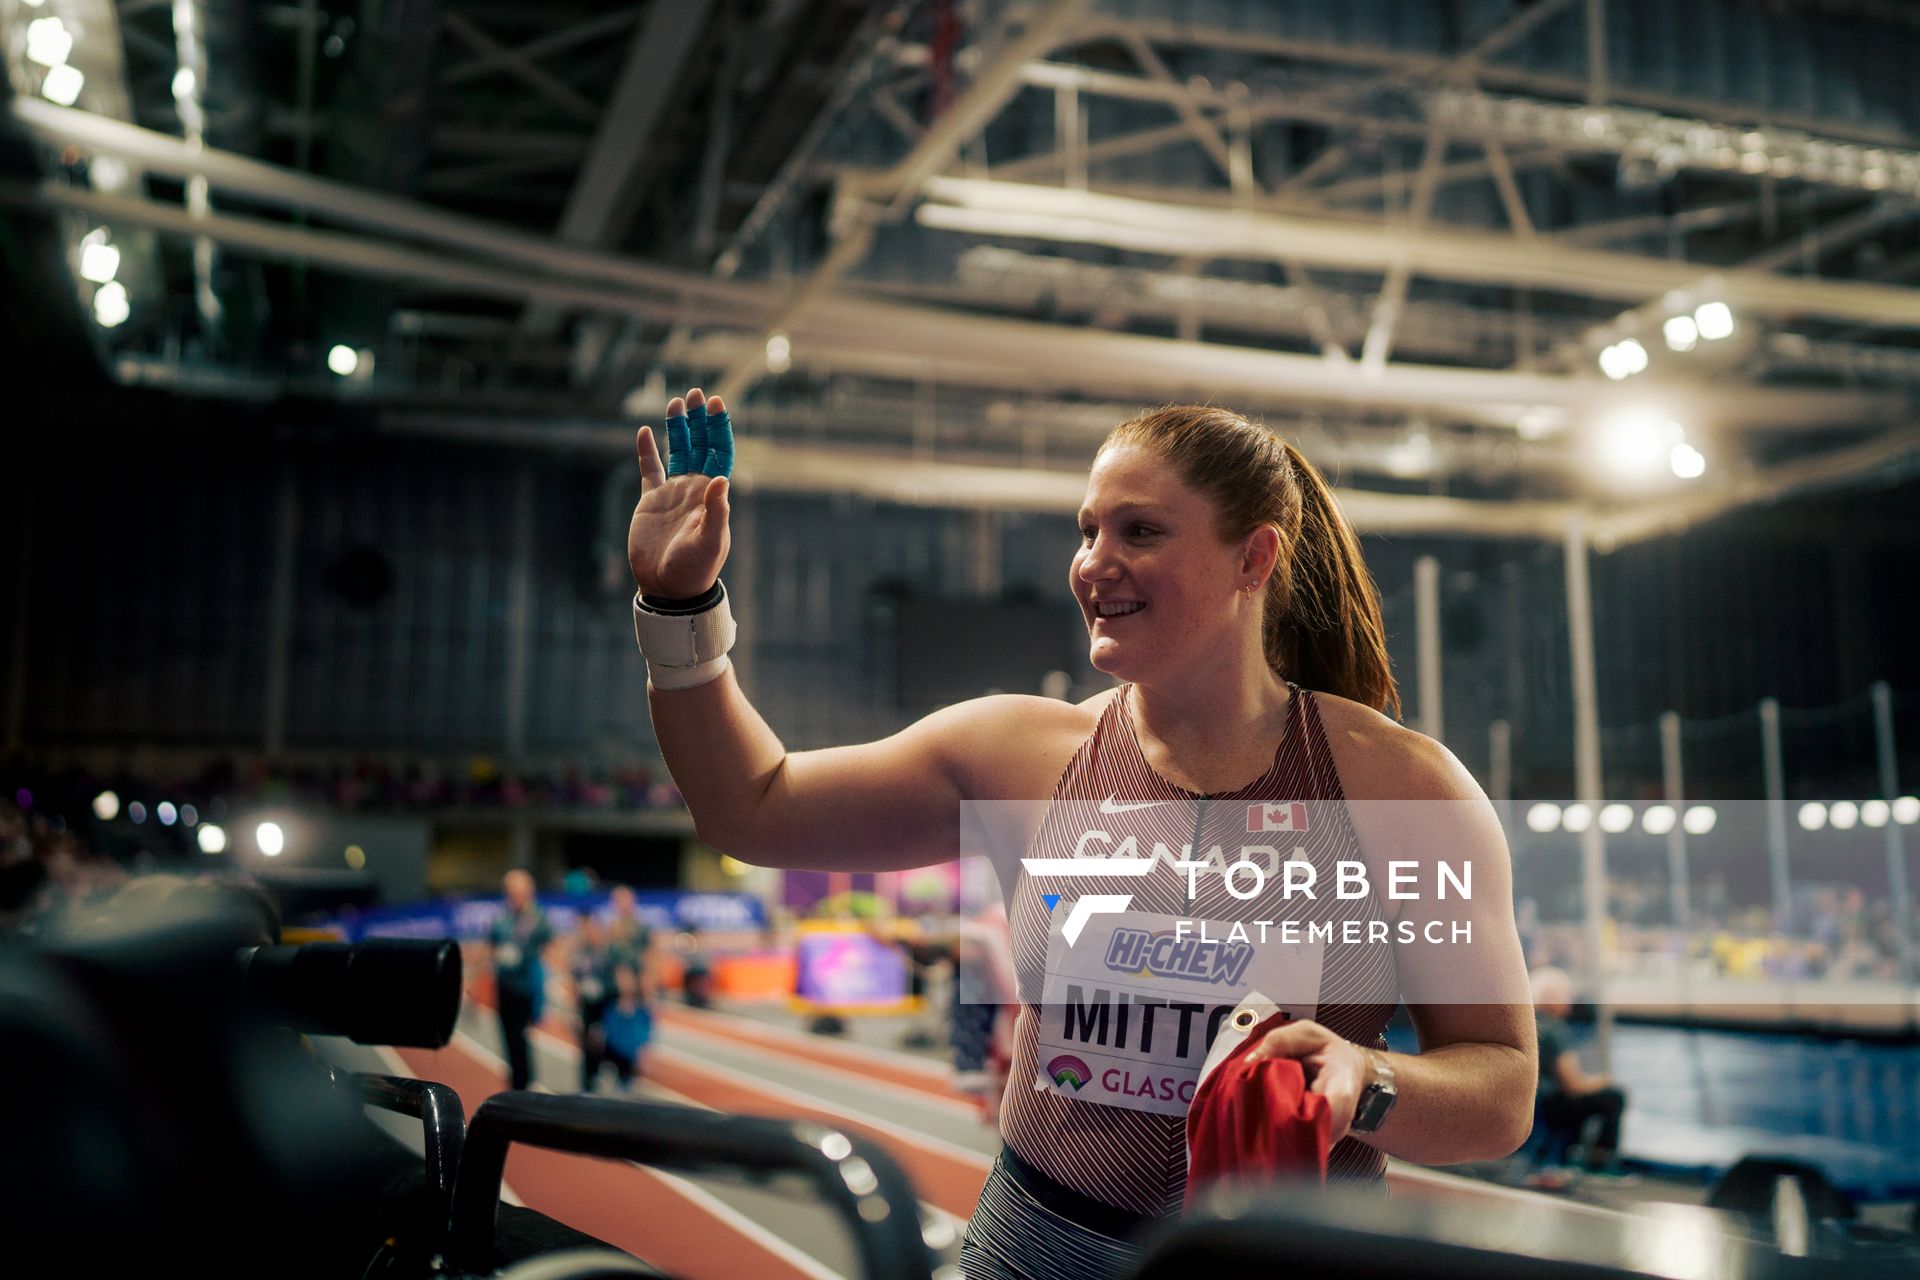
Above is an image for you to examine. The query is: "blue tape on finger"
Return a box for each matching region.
[665,412,691,476]
[686,401,710,474]
[702,410,734,477]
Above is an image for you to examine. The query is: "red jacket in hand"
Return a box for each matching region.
[1184,1011,1333,1211]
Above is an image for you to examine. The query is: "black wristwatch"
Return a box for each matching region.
[1349,1051,1399,1134]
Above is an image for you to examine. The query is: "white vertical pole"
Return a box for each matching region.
[1414,554,1443,741]
[1759,697,1793,932]
[1564,516,1611,1068]
[1871,682,1913,996]
[1659,711,1692,934]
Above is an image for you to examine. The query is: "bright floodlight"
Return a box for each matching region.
[172,67,197,100]
[92,790,120,821]
[79,241,120,285]
[1671,442,1706,480]
[157,801,178,826]
[26,16,72,67]
[1663,314,1699,352]
[765,331,792,375]
[1861,799,1890,828]
[256,821,285,856]
[199,823,228,854]
[1562,803,1593,833]
[93,280,130,328]
[1682,804,1717,835]
[327,344,360,376]
[1828,800,1859,830]
[1525,802,1562,833]
[1599,803,1634,834]
[1598,409,1680,480]
[1597,340,1647,381]
[1642,804,1677,835]
[1893,795,1920,825]
[42,63,84,106]
[1695,301,1735,340]
[1796,801,1827,831]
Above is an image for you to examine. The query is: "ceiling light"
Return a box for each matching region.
[1682,805,1717,835]
[1797,801,1827,831]
[1828,800,1859,830]
[1893,795,1919,825]
[1562,803,1593,833]
[1670,442,1706,480]
[92,790,120,821]
[79,240,120,284]
[256,821,285,856]
[1597,408,1682,480]
[199,823,228,854]
[93,280,130,328]
[1598,803,1634,833]
[1525,802,1561,833]
[26,17,73,67]
[157,801,178,826]
[327,344,360,376]
[1861,799,1890,828]
[1694,301,1734,340]
[172,67,197,100]
[1663,314,1698,352]
[765,332,792,375]
[41,63,85,106]
[1641,805,1677,835]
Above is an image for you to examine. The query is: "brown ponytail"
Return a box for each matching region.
[1102,406,1401,718]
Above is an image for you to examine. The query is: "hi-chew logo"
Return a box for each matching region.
[1104,927,1255,986]
[1021,856,1155,945]
[1047,1055,1093,1091]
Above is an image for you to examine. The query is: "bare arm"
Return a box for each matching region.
[1253,712,1535,1163]
[1361,733,1537,1163]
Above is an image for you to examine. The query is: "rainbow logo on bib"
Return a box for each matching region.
[1046,1054,1093,1091]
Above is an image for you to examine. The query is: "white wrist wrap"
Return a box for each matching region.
[633,582,736,691]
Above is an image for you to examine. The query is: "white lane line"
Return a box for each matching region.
[360,1041,524,1207]
[659,1019,983,1121]
[641,1168,850,1280]
[645,1042,996,1173]
[666,1005,952,1080]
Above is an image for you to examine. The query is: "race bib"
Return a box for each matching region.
[1033,909,1320,1117]
[495,943,522,969]
[579,976,604,1002]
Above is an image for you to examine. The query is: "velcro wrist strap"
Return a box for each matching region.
[633,581,736,669]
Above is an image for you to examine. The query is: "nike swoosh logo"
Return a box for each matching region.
[1098,795,1168,814]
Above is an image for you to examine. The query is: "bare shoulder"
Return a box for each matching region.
[1307,689,1483,803]
[922,688,1117,801]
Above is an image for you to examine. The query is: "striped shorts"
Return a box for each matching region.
[958,1153,1146,1280]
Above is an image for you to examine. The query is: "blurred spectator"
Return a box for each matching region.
[570,915,618,1094]
[1532,967,1629,1173]
[488,869,553,1091]
[587,963,653,1093]
[952,899,1016,1122]
[607,884,652,975]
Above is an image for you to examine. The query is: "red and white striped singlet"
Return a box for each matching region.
[998,682,1396,1216]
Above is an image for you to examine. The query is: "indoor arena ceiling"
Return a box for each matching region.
[6,0,1920,538]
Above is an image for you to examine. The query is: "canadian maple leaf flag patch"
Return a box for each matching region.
[1247,801,1308,833]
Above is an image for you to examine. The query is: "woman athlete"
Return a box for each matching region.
[628,390,1536,1279]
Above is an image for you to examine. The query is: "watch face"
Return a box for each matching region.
[1351,1083,1397,1133]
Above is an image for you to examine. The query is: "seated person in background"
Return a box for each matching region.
[587,963,653,1093]
[1532,966,1628,1172]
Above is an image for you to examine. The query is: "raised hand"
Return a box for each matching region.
[628,387,735,599]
